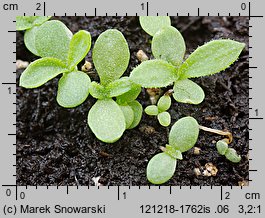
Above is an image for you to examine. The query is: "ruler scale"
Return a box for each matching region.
[0,0,264,217]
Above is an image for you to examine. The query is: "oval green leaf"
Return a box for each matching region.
[16,16,51,30]
[130,60,178,88]
[157,95,171,112]
[89,81,108,99]
[35,20,72,62]
[169,116,199,152]
[147,153,177,185]
[179,39,245,79]
[119,104,134,129]
[57,71,91,108]
[68,30,91,70]
[92,29,130,85]
[19,57,68,88]
[139,16,171,36]
[173,79,205,104]
[152,26,186,66]
[87,99,126,143]
[158,111,171,127]
[24,26,39,56]
[106,77,132,98]
[216,140,228,155]
[127,100,143,129]
[145,105,159,116]
[225,148,241,163]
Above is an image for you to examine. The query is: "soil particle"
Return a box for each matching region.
[16,16,249,186]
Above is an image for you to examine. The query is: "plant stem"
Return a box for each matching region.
[159,146,166,152]
[198,125,233,144]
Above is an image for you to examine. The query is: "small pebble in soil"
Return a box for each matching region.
[136,49,149,62]
[193,147,201,155]
[139,125,156,135]
[146,88,163,104]
[194,168,202,177]
[16,59,29,70]
[81,61,93,72]
[205,116,218,121]
[238,180,249,186]
[99,151,112,158]
[92,176,102,186]
[203,163,218,177]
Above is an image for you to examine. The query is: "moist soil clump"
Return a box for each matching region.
[16,16,249,186]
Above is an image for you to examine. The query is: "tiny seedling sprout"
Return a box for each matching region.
[147,116,199,184]
[145,94,172,126]
[147,116,241,184]
[18,19,92,108]
[87,29,143,143]
[130,16,245,105]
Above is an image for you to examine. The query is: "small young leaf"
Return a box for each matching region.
[24,26,39,56]
[68,30,91,70]
[16,16,51,30]
[19,57,68,88]
[89,81,108,99]
[225,148,241,163]
[119,104,134,129]
[130,60,178,88]
[35,20,73,62]
[145,105,159,116]
[146,153,177,185]
[179,39,245,79]
[152,26,186,66]
[57,71,91,108]
[169,116,199,152]
[158,111,171,127]
[173,79,205,104]
[93,29,130,85]
[216,140,228,155]
[157,95,171,112]
[139,16,171,36]
[164,145,183,160]
[87,99,126,143]
[127,100,143,129]
[106,77,132,98]
[116,83,142,104]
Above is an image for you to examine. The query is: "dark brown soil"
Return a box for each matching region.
[16,16,249,186]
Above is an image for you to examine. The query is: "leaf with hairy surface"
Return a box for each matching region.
[147,153,177,184]
[87,99,126,143]
[93,29,130,85]
[139,16,171,36]
[57,71,91,108]
[179,39,245,79]
[19,57,68,88]
[169,116,199,152]
[130,60,178,88]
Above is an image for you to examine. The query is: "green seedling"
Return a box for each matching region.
[198,125,241,163]
[145,94,171,126]
[87,29,143,143]
[131,16,245,105]
[147,116,241,184]
[216,140,241,163]
[147,116,199,184]
[16,16,51,55]
[19,20,92,108]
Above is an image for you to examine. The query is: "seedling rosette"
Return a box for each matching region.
[131,16,245,105]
